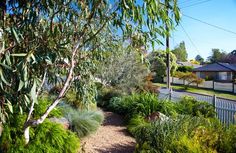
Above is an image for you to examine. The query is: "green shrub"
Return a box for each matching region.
[154,100,178,117]
[65,90,78,105]
[131,115,222,153]
[170,135,203,153]
[64,90,97,110]
[33,95,62,118]
[0,116,80,153]
[177,66,194,72]
[108,93,230,153]
[108,93,177,120]
[219,125,236,153]
[177,96,216,118]
[133,116,185,153]
[127,115,151,137]
[107,97,129,114]
[0,114,27,153]
[27,120,80,153]
[62,105,104,137]
[97,87,124,107]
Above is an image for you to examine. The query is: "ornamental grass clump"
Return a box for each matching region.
[62,105,104,138]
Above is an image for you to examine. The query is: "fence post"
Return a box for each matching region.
[233,82,235,93]
[212,95,217,117]
[169,88,172,101]
[212,95,216,107]
[213,80,215,90]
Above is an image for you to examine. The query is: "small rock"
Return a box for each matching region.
[145,112,169,122]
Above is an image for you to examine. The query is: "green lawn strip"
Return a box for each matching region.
[154,83,236,101]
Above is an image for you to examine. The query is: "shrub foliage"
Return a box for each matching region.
[100,91,235,153]
[0,118,80,153]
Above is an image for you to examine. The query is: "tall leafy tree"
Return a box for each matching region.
[148,50,177,82]
[0,0,180,143]
[207,48,227,63]
[172,41,188,61]
[195,55,204,64]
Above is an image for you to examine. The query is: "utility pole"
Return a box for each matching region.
[165,0,171,90]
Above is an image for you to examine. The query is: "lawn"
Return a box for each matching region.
[155,83,236,101]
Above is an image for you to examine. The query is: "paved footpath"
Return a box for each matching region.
[80,110,136,153]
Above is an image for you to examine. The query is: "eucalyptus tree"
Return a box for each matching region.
[0,0,180,143]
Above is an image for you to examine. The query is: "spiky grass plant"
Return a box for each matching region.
[62,105,104,137]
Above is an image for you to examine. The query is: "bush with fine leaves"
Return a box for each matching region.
[0,115,80,153]
[33,95,62,118]
[219,125,236,153]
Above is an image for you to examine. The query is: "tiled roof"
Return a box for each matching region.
[218,63,236,71]
[193,63,236,72]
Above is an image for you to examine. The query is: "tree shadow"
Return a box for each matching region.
[95,143,136,153]
[102,111,125,126]
[117,128,133,137]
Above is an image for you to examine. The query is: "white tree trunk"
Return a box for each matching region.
[24,127,30,144]
[23,41,80,144]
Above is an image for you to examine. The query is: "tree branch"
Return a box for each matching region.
[25,70,47,123]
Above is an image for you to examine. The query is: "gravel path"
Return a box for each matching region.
[80,110,136,153]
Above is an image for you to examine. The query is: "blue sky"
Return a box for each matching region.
[167,0,236,60]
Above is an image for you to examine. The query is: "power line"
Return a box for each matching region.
[179,22,202,56]
[179,0,197,5]
[180,0,213,9]
[183,14,236,36]
[179,0,207,5]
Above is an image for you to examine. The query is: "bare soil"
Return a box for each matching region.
[80,110,136,153]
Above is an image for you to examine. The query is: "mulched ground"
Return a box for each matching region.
[80,110,136,153]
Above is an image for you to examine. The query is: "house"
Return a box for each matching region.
[192,62,236,82]
[177,61,202,69]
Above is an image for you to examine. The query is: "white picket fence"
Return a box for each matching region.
[159,89,236,125]
[163,77,236,93]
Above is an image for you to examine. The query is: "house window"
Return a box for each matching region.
[196,72,200,78]
[228,72,232,80]
[218,72,227,80]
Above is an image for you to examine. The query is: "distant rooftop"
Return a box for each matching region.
[193,62,236,72]
[177,61,202,68]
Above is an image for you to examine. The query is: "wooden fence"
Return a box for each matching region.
[163,77,236,93]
